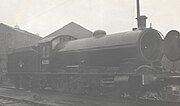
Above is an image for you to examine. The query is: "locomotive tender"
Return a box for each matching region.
[7,0,180,99]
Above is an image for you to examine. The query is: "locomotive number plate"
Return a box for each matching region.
[42,59,50,64]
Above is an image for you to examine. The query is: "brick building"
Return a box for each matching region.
[0,23,42,71]
[44,22,92,39]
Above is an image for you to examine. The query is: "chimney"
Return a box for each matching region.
[14,25,20,29]
[136,0,147,29]
[136,15,147,28]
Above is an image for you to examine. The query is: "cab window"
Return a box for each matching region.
[52,36,77,50]
[42,45,50,58]
[52,38,60,49]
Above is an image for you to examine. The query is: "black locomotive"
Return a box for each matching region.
[6,0,180,100]
[7,26,180,99]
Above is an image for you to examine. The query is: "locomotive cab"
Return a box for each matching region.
[38,35,76,71]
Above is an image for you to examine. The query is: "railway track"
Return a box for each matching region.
[0,95,58,106]
[0,86,180,106]
[124,98,180,106]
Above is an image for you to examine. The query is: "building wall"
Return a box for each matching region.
[45,22,92,39]
[0,24,42,72]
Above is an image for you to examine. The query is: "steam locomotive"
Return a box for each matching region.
[6,25,180,99]
[6,0,180,100]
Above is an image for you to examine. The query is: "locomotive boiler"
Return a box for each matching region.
[52,28,163,72]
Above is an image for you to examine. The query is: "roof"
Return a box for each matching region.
[38,35,74,44]
[0,23,42,40]
[44,22,92,39]
[38,36,56,43]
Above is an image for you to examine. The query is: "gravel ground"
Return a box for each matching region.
[0,87,132,106]
[1,87,180,106]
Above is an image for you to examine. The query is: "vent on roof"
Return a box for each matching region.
[14,25,20,29]
[36,33,40,36]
